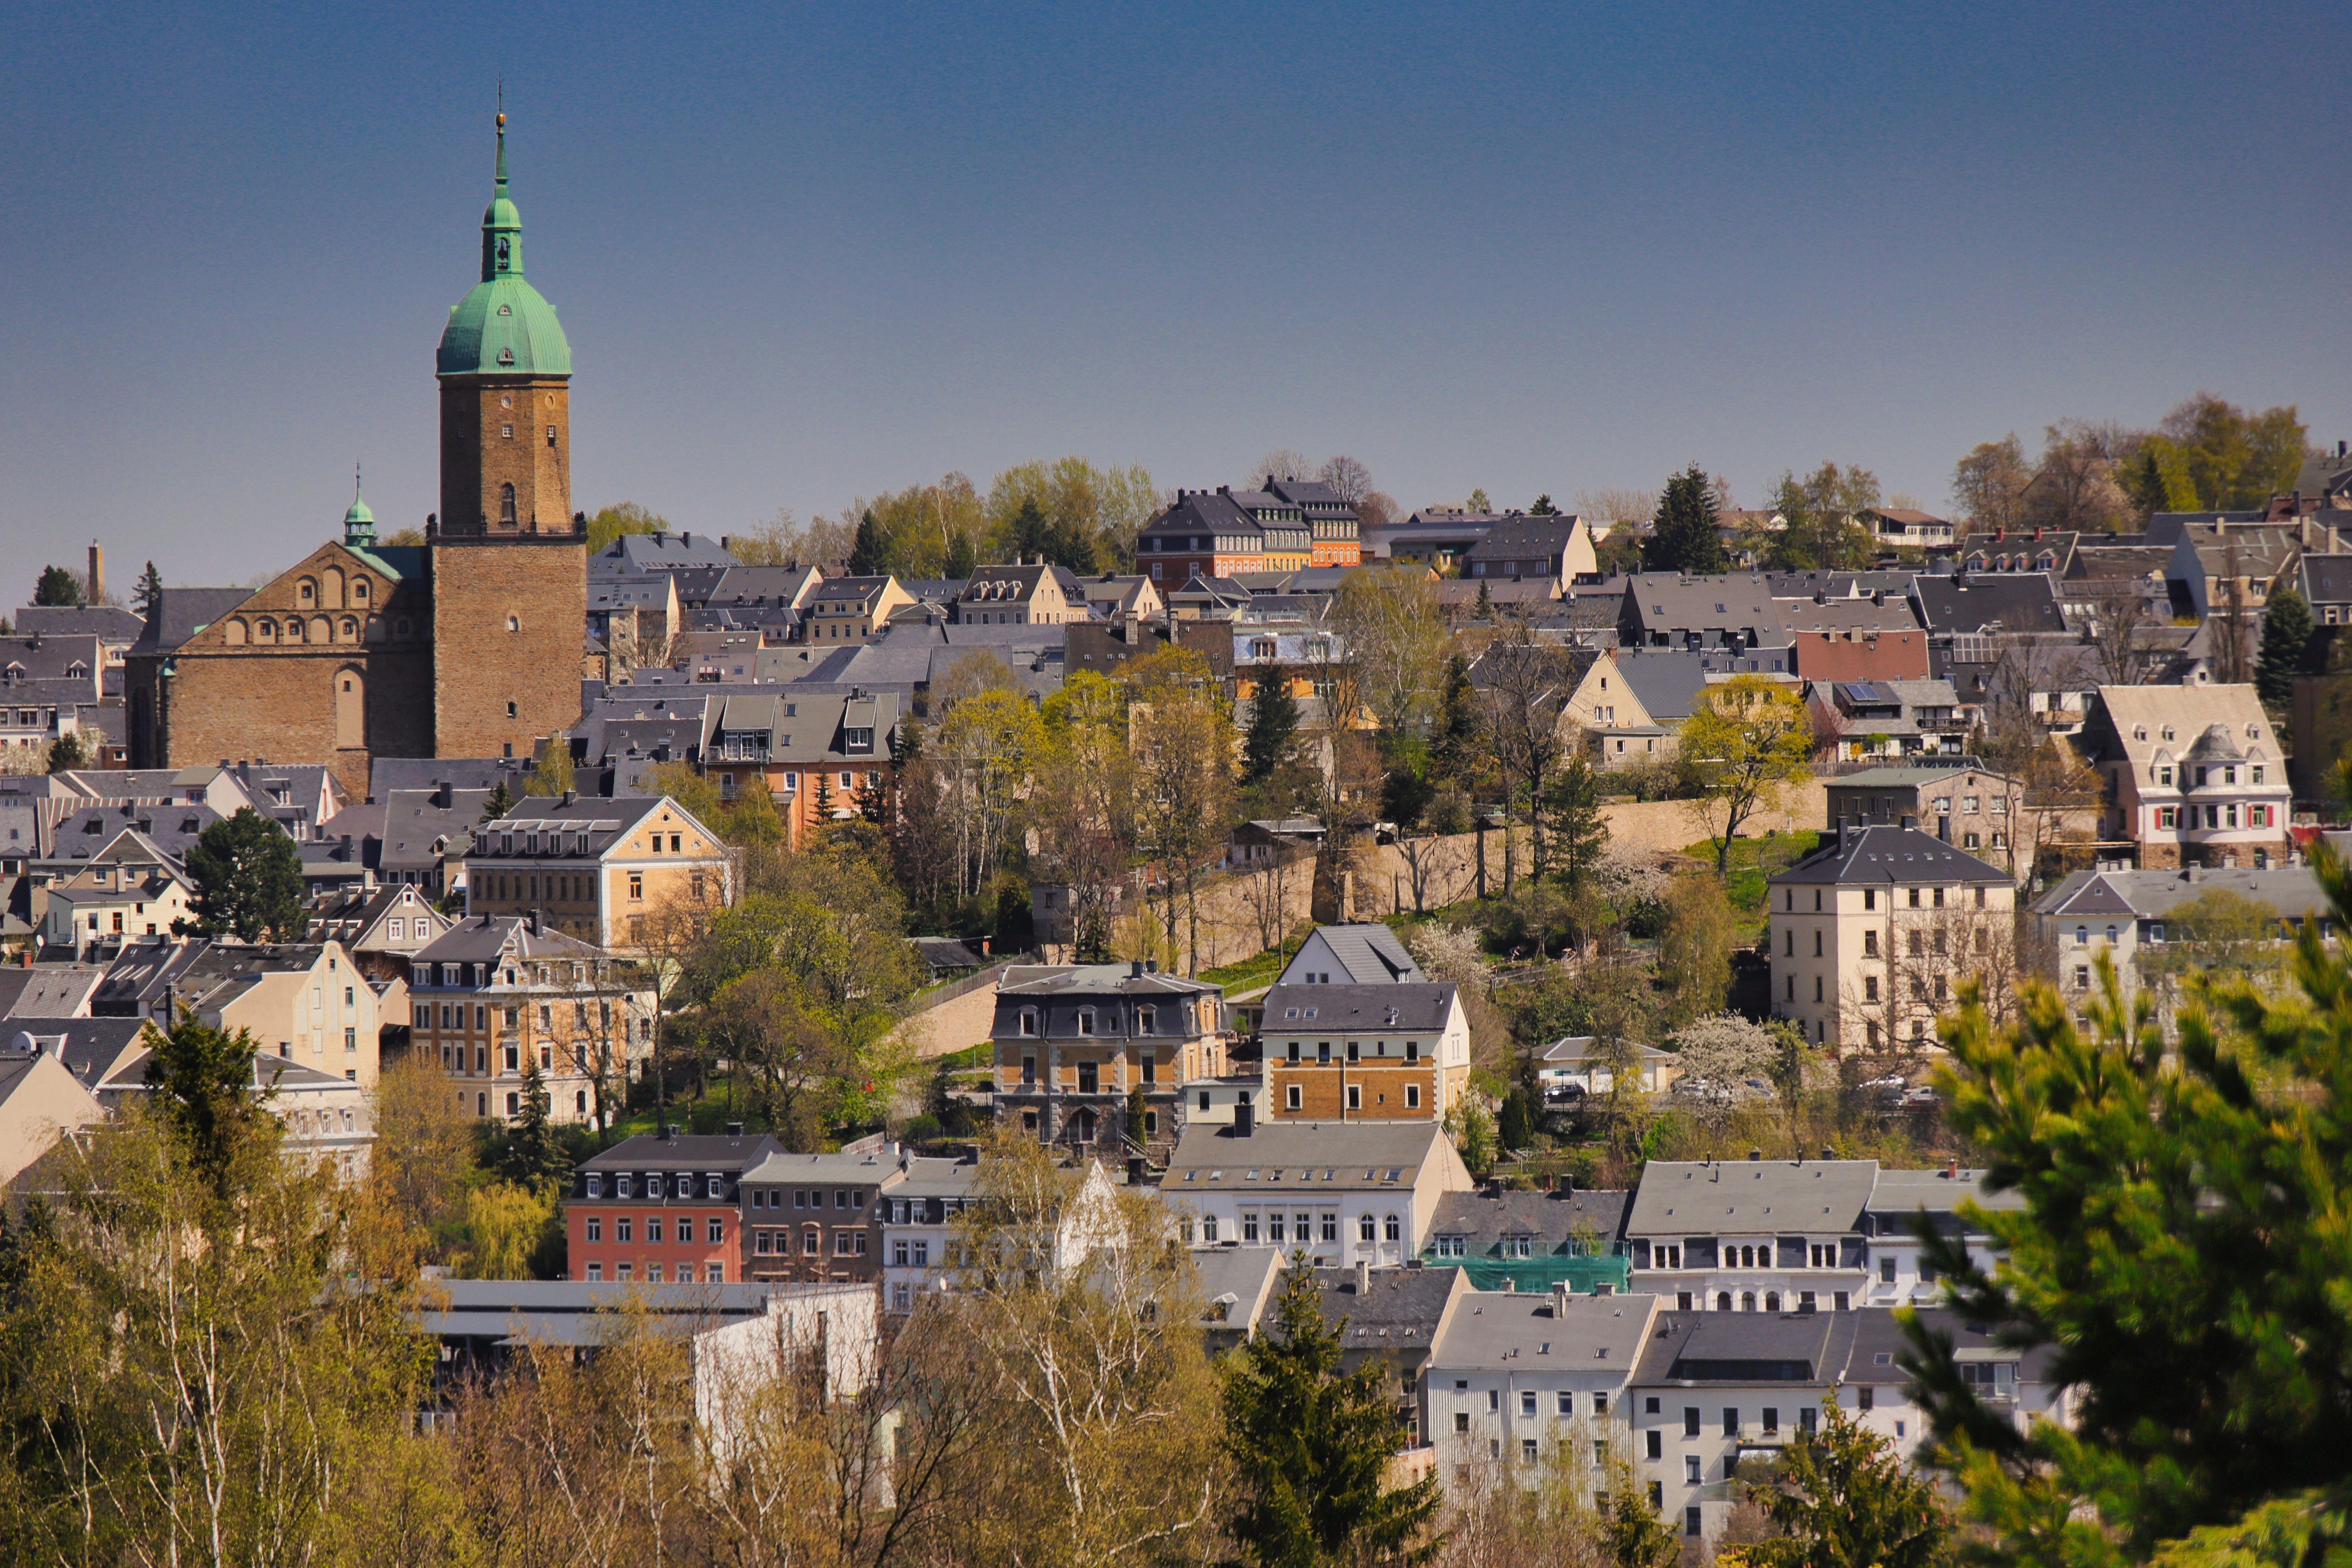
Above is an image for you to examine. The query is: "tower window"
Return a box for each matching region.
[502,424,514,439]
[498,347,515,364]
[546,426,557,446]
[499,483,517,524]
[498,305,511,315]
[506,616,521,632]
[507,702,518,718]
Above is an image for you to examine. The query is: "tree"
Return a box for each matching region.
[44,731,85,773]
[1445,1096,1498,1177]
[1468,487,1493,514]
[2024,420,2135,533]
[1642,465,1729,575]
[180,806,304,941]
[988,458,1157,569]
[369,1054,478,1243]
[1540,752,1607,889]
[2210,541,2255,686]
[1132,691,1237,975]
[1666,1013,1773,1153]
[1317,455,1374,504]
[2084,585,2160,689]
[1221,1263,1442,1568]
[2139,393,2310,514]
[1953,435,2032,531]
[1529,493,1560,515]
[848,508,893,576]
[1332,567,1447,739]
[523,735,574,796]
[141,1004,271,1197]
[495,1059,570,1188]
[1767,462,1882,571]
[32,564,81,607]
[1680,675,1815,876]
[480,779,517,822]
[1729,1396,1952,1568]
[1902,853,2352,1568]
[2256,586,2313,709]
[1656,874,1735,1026]
[1245,671,1301,785]
[133,559,165,620]
[582,500,670,555]
[1476,635,1572,888]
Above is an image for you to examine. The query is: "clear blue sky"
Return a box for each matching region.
[5,2,2347,586]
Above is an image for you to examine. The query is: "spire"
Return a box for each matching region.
[343,462,377,548]
[480,94,523,282]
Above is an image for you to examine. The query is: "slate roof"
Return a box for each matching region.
[1304,1264,1462,1354]
[2301,554,2352,605]
[996,963,1219,1000]
[46,802,227,866]
[589,532,740,576]
[1625,1160,1880,1236]
[577,1132,788,1174]
[1864,1167,2026,1223]
[366,756,541,800]
[1283,923,1424,984]
[1632,1306,1860,1384]
[1911,574,2066,635]
[1621,573,1792,645]
[742,1145,915,1187]
[2032,865,2326,922]
[0,966,107,1019]
[1259,982,1457,1033]
[412,913,604,969]
[1426,1187,1634,1246]
[9,606,146,643]
[1428,1288,1654,1371]
[129,589,251,654]
[1608,650,1719,724]
[1164,1120,1455,1192]
[0,1017,150,1091]
[1778,599,1923,636]
[1769,824,2011,888]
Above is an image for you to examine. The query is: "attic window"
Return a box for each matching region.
[498,303,513,316]
[498,348,516,365]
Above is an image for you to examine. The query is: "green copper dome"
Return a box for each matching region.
[436,115,571,378]
[343,471,376,546]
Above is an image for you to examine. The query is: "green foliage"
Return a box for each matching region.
[1220,1265,1441,1568]
[44,731,86,773]
[1730,1396,1952,1568]
[480,780,517,822]
[1656,874,1735,1026]
[180,806,304,942]
[1431,655,1480,788]
[1497,1087,1537,1151]
[523,736,574,796]
[1244,674,1300,784]
[1446,1096,1498,1177]
[2255,587,2313,709]
[1642,465,1728,575]
[32,564,82,607]
[1529,493,1560,515]
[1680,676,1816,877]
[1541,751,1607,887]
[134,559,165,620]
[2140,395,2309,514]
[1604,1462,1684,1568]
[1766,461,1883,571]
[455,1181,562,1279]
[494,1060,571,1188]
[582,501,669,555]
[1905,845,2352,1567]
[140,1004,271,1198]
[847,508,891,576]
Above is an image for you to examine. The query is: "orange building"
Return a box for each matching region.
[1258,982,1471,1122]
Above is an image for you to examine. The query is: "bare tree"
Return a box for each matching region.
[2210,540,2254,684]
[1316,454,1374,504]
[1474,631,1572,888]
[2084,583,2159,688]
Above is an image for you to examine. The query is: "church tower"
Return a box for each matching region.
[430,108,588,762]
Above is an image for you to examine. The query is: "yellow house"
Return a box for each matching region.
[467,794,731,953]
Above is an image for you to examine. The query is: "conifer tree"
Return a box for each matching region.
[134,560,165,621]
[1642,464,1729,574]
[179,808,303,942]
[1542,751,1608,887]
[141,1005,271,1199]
[1729,1397,1951,1568]
[496,1060,568,1188]
[847,509,891,577]
[1908,845,2352,1567]
[32,565,81,607]
[2255,586,2313,708]
[1221,1265,1441,1568]
[1431,655,1478,787]
[480,780,518,822]
[1243,671,1299,784]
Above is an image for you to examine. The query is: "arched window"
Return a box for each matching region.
[1717,1292,1732,1311]
[335,668,365,749]
[2076,926,2089,946]
[500,483,518,525]
[1740,1291,1757,1312]
[1764,1292,1781,1312]
[223,619,247,646]
[339,618,357,640]
[1383,1213,1400,1242]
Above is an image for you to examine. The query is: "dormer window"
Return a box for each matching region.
[1018,1008,1038,1037]
[498,348,516,365]
[616,1174,632,1199]
[586,1174,602,1198]
[2162,726,2175,741]
[1138,1004,1156,1033]
[2133,726,2147,741]
[1077,1008,1097,1036]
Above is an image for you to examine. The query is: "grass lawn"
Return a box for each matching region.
[1201,946,1290,991]
[1683,828,1822,919]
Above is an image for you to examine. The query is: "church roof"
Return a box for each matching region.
[436,114,571,379]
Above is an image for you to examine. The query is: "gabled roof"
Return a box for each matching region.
[589,532,740,575]
[1427,1187,1634,1245]
[2030,865,2327,921]
[1625,1159,1880,1235]
[1280,923,1424,985]
[1259,982,1458,1032]
[9,606,146,643]
[579,1132,786,1173]
[0,965,108,1019]
[996,962,1219,999]
[1427,1288,1654,1372]
[1304,1264,1463,1354]
[1910,573,2066,635]
[1767,824,2011,888]
[413,913,605,967]
[129,589,251,654]
[1164,1119,1460,1189]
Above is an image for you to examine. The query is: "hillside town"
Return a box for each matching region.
[5,104,2350,1568]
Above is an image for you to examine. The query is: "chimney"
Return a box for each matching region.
[1552,1280,1571,1317]
[87,541,104,605]
[1356,1260,1371,1296]
[663,1123,680,1142]
[726,1122,744,1136]
[2186,862,2201,883]
[1126,1155,1147,1185]
[1233,1096,1254,1137]
[1900,813,1919,830]
[2034,525,2044,541]
[1748,1147,1762,1161]
[562,789,577,806]
[1945,1156,1959,1179]
[1822,1146,1834,1161]
[528,909,542,935]
[432,781,453,810]
[1131,959,1144,977]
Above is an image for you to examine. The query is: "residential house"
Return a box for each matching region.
[2301,553,2352,634]
[1276,923,1425,986]
[2166,521,2299,620]
[803,576,914,645]
[0,965,107,1018]
[1617,576,1793,671]
[565,1129,787,1285]
[1957,529,2077,577]
[954,563,1086,626]
[2031,863,2327,1014]
[587,530,740,580]
[1420,1187,1634,1293]
[0,633,105,766]
[1461,515,1595,592]
[34,829,195,961]
[1226,817,1324,870]
[1766,823,2017,1050]
[2061,544,2173,632]
[1257,981,1470,1123]
[1425,1288,1658,1486]
[1808,679,1967,761]
[1623,1158,1876,1312]
[0,1044,105,1184]
[740,1144,914,1286]
[1158,1119,1476,1265]
[37,801,227,888]
[992,962,1227,1152]
[1631,1308,2064,1545]
[1909,573,2067,639]
[1193,1245,1288,1352]
[1075,573,1164,632]
[1866,508,1957,552]
[1367,506,1501,570]
[89,939,384,1084]
[409,913,654,1124]
[697,688,901,848]
[1310,1262,1473,1449]
[97,1044,374,1175]
[1860,1165,2024,1308]
[10,605,146,681]
[879,1150,982,1313]
[2078,685,2289,870]
[587,574,683,673]
[466,794,732,952]
[1535,1037,1678,1098]
[1822,764,2024,865]
[678,562,827,616]
[1780,591,1930,683]
[1135,488,1313,585]
[1257,476,1365,567]
[305,882,454,983]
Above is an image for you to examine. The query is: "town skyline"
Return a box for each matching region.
[6,1,2352,583]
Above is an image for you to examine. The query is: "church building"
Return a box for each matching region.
[127,112,589,798]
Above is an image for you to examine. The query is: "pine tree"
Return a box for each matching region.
[1731,1397,1951,1568]
[134,559,165,621]
[2255,586,2313,709]
[1642,464,1729,575]
[944,529,978,580]
[44,732,86,774]
[847,510,890,577]
[1431,655,1478,787]
[480,781,517,822]
[179,808,304,942]
[1542,751,1608,887]
[812,768,835,823]
[1907,847,2352,1566]
[1474,582,1492,618]
[497,1060,568,1188]
[142,1004,271,1199]
[1530,493,1560,515]
[1221,1265,1442,1568]
[1243,672,1299,784]
[32,565,81,608]
[1004,498,1052,563]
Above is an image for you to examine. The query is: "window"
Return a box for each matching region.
[1521,1390,1538,1417]
[1404,1084,1421,1109]
[617,1217,633,1242]
[1686,1508,1703,1538]
[1646,1430,1663,1460]
[1287,1085,1303,1110]
[1722,1408,1738,1437]
[1345,1085,1360,1109]
[1361,1214,1376,1242]
[1683,1407,1701,1438]
[1384,1213,1400,1242]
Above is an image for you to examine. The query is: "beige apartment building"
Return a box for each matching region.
[1767,822,2017,1050]
[466,794,730,952]
[1258,981,1471,1122]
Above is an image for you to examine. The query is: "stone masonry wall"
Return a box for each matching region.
[431,536,588,761]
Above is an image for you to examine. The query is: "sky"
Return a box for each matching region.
[4,2,2349,587]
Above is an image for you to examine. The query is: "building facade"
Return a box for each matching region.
[992,962,1227,1152]
[1257,981,1470,1122]
[565,1131,784,1284]
[2080,685,2291,870]
[465,795,730,952]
